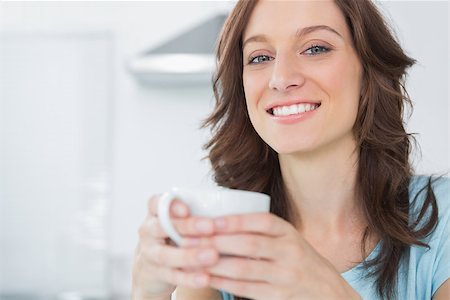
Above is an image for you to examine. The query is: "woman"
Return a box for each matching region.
[132,0,449,299]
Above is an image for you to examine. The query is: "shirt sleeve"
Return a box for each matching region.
[431,177,450,296]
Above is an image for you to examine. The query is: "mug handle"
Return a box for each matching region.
[157,190,183,245]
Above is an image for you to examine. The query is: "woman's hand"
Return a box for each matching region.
[132,195,220,300]
[181,213,361,300]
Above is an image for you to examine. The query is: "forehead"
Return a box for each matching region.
[243,0,350,41]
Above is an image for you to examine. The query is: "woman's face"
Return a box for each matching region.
[242,0,363,155]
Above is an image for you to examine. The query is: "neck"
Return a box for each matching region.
[279,134,364,238]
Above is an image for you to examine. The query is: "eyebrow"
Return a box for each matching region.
[242,25,343,49]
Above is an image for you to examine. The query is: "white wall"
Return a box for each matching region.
[0,1,448,298]
[0,2,232,298]
[376,1,449,176]
[0,32,114,297]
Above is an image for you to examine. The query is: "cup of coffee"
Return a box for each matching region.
[157,187,271,245]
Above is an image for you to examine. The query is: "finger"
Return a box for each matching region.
[147,195,160,216]
[207,256,277,283]
[173,217,215,237]
[213,213,290,237]
[213,234,278,259]
[146,243,219,268]
[182,234,278,260]
[145,217,215,239]
[144,217,169,239]
[209,275,275,300]
[147,195,189,218]
[154,264,211,289]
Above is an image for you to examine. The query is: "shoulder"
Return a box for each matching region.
[409,175,449,219]
[407,175,450,296]
[409,175,449,197]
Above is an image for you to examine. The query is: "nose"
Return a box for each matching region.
[268,53,305,92]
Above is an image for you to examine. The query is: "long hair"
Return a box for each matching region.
[202,1,439,299]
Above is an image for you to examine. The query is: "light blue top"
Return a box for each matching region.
[221,175,450,300]
[220,291,234,300]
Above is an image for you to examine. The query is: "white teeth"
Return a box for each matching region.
[272,103,319,116]
[288,105,297,115]
[298,104,306,113]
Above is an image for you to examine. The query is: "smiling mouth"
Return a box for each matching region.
[267,102,321,116]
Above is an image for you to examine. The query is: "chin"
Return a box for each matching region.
[260,129,320,155]
[269,141,318,155]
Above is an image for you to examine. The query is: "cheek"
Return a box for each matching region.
[243,71,267,112]
[243,76,251,107]
[243,71,271,141]
[322,57,362,110]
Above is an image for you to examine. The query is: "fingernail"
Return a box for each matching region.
[214,217,227,230]
[195,219,213,233]
[197,249,216,263]
[173,203,187,217]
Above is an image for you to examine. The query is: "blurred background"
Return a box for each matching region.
[0,1,448,300]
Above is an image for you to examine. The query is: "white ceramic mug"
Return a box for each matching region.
[157,187,271,245]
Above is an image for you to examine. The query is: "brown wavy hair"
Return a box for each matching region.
[202,0,439,299]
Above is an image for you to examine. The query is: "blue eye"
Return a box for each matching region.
[303,45,330,56]
[248,55,274,64]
